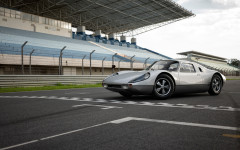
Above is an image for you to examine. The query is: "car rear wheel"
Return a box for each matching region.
[153,74,174,100]
[208,74,222,95]
[119,92,132,98]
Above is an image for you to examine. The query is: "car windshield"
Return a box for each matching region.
[146,60,179,71]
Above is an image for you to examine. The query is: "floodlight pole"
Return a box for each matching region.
[102,57,106,75]
[118,59,122,72]
[144,57,150,69]
[29,49,35,75]
[130,55,135,70]
[82,55,86,75]
[59,46,66,75]
[112,53,117,73]
[90,50,95,75]
[21,41,28,75]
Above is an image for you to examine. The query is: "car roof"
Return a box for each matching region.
[159,59,201,66]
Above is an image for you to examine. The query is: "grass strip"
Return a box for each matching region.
[0,83,102,93]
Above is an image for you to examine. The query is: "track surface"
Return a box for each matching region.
[0,80,240,150]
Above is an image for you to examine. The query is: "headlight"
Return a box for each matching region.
[129,72,150,83]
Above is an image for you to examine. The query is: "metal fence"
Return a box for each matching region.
[0,40,156,75]
[0,75,107,87]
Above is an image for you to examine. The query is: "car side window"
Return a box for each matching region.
[199,67,203,72]
[180,63,196,73]
[169,63,179,71]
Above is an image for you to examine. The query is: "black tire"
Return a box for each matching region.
[208,74,222,95]
[119,92,132,98]
[153,74,175,100]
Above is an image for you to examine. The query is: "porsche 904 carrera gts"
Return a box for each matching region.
[102,60,226,99]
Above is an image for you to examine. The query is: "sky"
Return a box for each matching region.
[136,0,240,60]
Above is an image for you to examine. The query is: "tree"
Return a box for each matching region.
[228,59,240,68]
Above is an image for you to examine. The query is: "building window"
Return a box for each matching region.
[4,8,10,17]
[22,13,31,21]
[0,7,4,16]
[15,11,20,19]
[10,10,15,18]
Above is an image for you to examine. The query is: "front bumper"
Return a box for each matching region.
[102,83,153,95]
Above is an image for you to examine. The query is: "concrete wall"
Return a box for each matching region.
[0,16,71,38]
[63,67,77,75]
[0,54,145,75]
[0,54,146,69]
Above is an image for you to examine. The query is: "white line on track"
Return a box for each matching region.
[1,117,240,150]
[72,104,122,109]
[0,96,240,112]
[0,121,110,150]
[228,92,240,94]
[0,140,38,150]
[65,92,88,95]
[129,117,240,131]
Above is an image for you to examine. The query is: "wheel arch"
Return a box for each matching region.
[213,72,224,85]
[156,72,176,89]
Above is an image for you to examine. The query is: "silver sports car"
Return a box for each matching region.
[102,60,226,99]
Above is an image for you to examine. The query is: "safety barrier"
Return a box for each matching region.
[0,75,107,87]
[1,75,239,87]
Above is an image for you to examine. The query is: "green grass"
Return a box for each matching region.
[0,83,102,93]
[226,78,240,80]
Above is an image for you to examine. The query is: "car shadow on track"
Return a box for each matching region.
[104,93,210,102]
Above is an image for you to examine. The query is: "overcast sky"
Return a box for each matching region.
[136,0,240,60]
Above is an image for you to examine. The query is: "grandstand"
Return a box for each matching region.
[178,51,239,76]
[0,0,194,75]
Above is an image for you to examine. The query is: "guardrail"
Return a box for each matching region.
[0,75,108,87]
[1,75,239,88]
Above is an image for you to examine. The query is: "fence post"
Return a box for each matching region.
[59,46,66,75]
[102,57,106,75]
[21,41,28,75]
[90,50,95,75]
[132,60,135,71]
[82,55,86,75]
[118,59,122,72]
[130,55,135,71]
[144,57,150,69]
[112,53,117,73]
[29,49,35,75]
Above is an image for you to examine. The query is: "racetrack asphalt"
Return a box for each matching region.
[0,80,240,150]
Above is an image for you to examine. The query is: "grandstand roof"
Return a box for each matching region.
[178,51,227,61]
[0,0,194,36]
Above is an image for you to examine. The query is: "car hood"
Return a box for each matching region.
[103,70,149,84]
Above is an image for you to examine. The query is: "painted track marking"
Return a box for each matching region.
[0,96,240,112]
[222,134,240,138]
[1,117,240,150]
[72,104,122,109]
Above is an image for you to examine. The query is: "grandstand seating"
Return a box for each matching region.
[0,26,168,64]
[196,60,239,71]
[72,32,171,60]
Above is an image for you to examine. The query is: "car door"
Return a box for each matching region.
[177,62,203,93]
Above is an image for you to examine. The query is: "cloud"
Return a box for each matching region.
[174,0,240,13]
[136,5,240,60]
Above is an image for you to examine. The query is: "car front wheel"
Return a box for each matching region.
[208,74,222,95]
[153,74,174,100]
